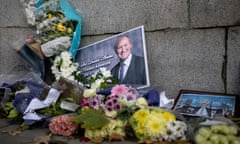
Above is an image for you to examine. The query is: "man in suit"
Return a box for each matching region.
[111,35,147,85]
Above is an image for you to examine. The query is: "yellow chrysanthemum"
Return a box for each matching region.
[163,112,176,122]
[57,23,66,32]
[146,117,166,137]
[151,110,164,119]
[48,13,52,18]
[67,27,73,33]
[135,124,145,134]
[133,109,150,124]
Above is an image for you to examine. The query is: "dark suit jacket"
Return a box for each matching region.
[111,55,147,85]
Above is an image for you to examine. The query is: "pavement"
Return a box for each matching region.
[0,119,136,144]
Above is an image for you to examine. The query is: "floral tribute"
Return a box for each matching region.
[48,115,78,136]
[194,124,240,144]
[73,84,140,143]
[51,51,81,82]
[129,107,188,143]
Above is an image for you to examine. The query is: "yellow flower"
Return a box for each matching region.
[146,116,166,137]
[48,13,52,18]
[135,124,145,134]
[163,112,176,122]
[133,109,150,125]
[67,27,73,33]
[51,26,56,31]
[57,23,66,32]
[150,110,164,119]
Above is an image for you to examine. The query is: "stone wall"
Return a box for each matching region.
[0,0,240,98]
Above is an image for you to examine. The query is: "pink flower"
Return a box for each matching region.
[81,95,103,109]
[49,115,78,136]
[111,84,128,97]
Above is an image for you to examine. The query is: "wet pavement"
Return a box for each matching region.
[0,119,136,144]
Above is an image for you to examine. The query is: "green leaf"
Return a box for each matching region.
[4,102,13,112]
[7,108,19,119]
[74,109,109,129]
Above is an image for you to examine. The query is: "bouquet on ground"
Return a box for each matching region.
[129,107,189,144]
[194,123,240,144]
[73,84,146,143]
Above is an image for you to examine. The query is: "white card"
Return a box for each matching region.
[43,88,61,105]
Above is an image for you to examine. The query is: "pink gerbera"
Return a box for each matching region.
[111,84,128,96]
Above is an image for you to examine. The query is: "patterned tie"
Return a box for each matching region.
[119,62,125,82]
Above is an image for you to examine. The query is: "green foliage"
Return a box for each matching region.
[73,109,110,130]
[37,102,65,116]
[7,108,19,119]
[117,107,138,121]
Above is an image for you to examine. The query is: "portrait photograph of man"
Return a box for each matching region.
[76,26,150,88]
[111,35,146,85]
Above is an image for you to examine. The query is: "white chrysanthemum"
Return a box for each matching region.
[163,120,187,141]
[61,51,71,60]
[70,63,78,72]
[54,56,61,63]
[61,68,72,78]
[60,65,68,71]
[67,75,75,81]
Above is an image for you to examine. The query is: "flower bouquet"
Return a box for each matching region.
[194,121,240,144]
[129,107,189,144]
[73,84,141,143]
[20,0,82,58]
[51,51,82,82]
[49,114,78,136]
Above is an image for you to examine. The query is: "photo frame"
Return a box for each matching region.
[75,26,150,89]
[172,89,238,118]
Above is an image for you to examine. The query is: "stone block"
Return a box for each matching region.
[69,0,188,35]
[146,29,225,98]
[227,27,240,95]
[0,0,28,27]
[190,0,240,28]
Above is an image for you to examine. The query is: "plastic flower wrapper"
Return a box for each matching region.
[129,107,188,143]
[49,114,78,136]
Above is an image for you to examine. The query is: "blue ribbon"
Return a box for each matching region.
[60,0,82,59]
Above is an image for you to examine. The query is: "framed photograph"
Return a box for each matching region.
[173,89,238,118]
[75,26,150,89]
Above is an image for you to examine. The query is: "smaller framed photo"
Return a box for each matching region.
[173,89,238,118]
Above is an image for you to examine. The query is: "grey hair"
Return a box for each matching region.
[113,35,132,53]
